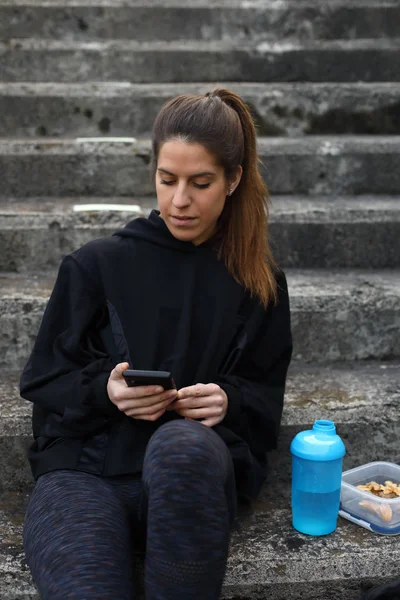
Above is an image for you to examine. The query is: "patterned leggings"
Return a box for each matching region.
[23,420,237,599]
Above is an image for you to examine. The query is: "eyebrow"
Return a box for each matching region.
[157,168,216,178]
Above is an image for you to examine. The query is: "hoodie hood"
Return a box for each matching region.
[113,209,214,253]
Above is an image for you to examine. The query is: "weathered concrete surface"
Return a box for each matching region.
[1,0,397,5]
[1,361,399,491]
[0,202,145,271]
[0,374,33,492]
[2,137,400,197]
[1,484,400,600]
[0,491,37,600]
[0,138,155,197]
[2,39,400,83]
[1,363,399,594]
[1,270,399,368]
[259,136,400,195]
[224,503,400,599]
[3,82,400,138]
[1,197,400,271]
[266,361,400,498]
[1,0,400,42]
[269,196,400,268]
[287,270,400,361]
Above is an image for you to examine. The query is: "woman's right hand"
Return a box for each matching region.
[107,362,178,421]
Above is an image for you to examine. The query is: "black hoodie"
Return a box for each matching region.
[20,210,292,499]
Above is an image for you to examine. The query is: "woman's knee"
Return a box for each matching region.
[144,419,232,478]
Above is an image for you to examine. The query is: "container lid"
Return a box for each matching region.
[290,420,346,461]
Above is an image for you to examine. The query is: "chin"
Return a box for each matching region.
[166,223,194,240]
[174,231,197,243]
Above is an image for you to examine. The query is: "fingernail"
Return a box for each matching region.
[155,387,163,393]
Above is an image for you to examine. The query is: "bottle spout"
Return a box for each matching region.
[312,420,336,434]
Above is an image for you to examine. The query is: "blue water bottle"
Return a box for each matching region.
[290,420,346,536]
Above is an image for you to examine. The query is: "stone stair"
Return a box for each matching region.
[2,82,400,138]
[3,0,400,42]
[1,269,399,369]
[3,137,400,196]
[0,1,400,598]
[1,196,400,270]
[1,362,400,599]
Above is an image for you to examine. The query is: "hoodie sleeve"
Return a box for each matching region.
[20,254,120,437]
[215,272,292,457]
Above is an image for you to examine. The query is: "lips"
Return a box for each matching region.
[170,215,197,227]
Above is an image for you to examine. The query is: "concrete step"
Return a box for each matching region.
[0,491,36,600]
[2,361,399,492]
[2,0,400,42]
[2,38,400,83]
[1,481,400,600]
[2,136,400,197]
[2,82,400,138]
[1,197,400,271]
[267,361,400,500]
[1,269,399,372]
[1,362,399,598]
[0,200,145,272]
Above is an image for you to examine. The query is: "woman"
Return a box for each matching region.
[21,88,292,599]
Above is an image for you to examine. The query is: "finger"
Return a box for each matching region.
[177,383,211,399]
[124,398,172,417]
[116,385,167,403]
[164,394,183,411]
[109,362,130,381]
[134,408,166,422]
[118,389,177,411]
[175,407,221,420]
[200,417,220,427]
[172,395,218,410]
[125,384,166,397]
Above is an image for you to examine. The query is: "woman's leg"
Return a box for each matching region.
[23,469,139,600]
[142,419,237,600]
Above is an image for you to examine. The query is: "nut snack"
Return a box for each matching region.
[357,480,400,499]
[357,481,400,522]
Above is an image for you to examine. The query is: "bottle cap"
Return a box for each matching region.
[290,420,346,462]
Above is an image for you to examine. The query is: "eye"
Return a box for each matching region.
[160,179,175,186]
[193,183,211,189]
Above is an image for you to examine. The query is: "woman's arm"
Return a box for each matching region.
[169,273,292,456]
[20,254,120,437]
[216,272,292,456]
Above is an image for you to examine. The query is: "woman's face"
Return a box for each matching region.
[156,140,242,246]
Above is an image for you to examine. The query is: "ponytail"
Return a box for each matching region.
[210,88,278,307]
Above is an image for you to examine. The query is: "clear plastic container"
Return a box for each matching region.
[340,462,400,535]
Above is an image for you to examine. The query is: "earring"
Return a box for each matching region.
[228,188,233,196]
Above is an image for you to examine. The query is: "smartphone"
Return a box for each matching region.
[122,369,176,391]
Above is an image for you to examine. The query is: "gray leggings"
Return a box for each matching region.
[24,420,237,599]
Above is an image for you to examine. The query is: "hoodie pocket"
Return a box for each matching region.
[36,436,69,452]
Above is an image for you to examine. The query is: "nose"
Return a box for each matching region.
[172,183,191,209]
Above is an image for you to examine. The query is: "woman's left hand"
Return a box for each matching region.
[167,383,228,427]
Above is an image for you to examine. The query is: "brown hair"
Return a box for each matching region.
[151,88,278,307]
